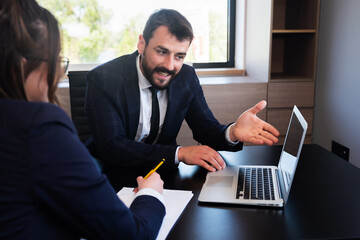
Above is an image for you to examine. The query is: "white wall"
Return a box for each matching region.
[313,0,360,168]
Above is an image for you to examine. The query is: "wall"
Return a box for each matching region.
[57,85,71,117]
[313,0,360,168]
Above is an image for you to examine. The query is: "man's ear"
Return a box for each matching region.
[137,34,146,54]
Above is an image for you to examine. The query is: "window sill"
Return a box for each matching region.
[199,75,267,85]
[195,68,245,77]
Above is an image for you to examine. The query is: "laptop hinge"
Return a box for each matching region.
[275,169,283,199]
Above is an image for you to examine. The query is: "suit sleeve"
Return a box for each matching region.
[85,69,178,169]
[29,106,165,240]
[184,69,243,151]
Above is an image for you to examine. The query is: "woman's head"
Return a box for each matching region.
[0,0,61,103]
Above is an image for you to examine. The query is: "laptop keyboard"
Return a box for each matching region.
[236,168,275,200]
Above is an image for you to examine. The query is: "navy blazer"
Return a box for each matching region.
[0,99,165,240]
[86,51,243,168]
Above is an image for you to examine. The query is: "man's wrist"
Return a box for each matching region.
[175,146,181,164]
[226,123,239,145]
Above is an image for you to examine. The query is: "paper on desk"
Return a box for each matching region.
[117,187,193,240]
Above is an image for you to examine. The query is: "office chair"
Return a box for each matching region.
[68,71,101,169]
[68,71,91,143]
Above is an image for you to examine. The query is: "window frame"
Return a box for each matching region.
[193,0,236,68]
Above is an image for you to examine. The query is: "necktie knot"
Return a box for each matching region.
[149,86,158,95]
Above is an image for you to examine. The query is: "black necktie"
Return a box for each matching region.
[145,87,159,144]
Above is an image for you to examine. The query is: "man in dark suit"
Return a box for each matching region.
[85,9,280,172]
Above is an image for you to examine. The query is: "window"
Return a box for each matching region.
[38,0,237,69]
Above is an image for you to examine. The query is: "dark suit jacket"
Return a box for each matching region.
[0,99,165,240]
[86,51,243,168]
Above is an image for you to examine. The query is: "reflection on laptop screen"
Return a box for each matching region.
[284,113,303,157]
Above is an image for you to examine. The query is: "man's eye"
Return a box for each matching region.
[158,50,167,55]
[176,55,185,60]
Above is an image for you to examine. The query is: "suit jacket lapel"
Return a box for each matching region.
[122,51,140,140]
[161,74,183,137]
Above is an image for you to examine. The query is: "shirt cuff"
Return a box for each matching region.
[135,188,165,206]
[225,123,239,145]
[174,146,181,164]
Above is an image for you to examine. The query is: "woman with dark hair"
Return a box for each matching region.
[0,0,165,239]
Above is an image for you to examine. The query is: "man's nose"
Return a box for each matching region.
[163,55,175,71]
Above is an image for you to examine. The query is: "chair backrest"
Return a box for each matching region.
[68,71,91,143]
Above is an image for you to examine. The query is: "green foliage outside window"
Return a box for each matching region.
[38,0,228,64]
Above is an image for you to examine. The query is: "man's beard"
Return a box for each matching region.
[141,53,176,90]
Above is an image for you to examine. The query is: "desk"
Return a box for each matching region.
[103,144,360,239]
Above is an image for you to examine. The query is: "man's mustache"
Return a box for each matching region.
[153,67,175,76]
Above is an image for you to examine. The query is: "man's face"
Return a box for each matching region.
[137,26,191,90]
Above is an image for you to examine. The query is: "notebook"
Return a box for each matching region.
[118,187,193,240]
[198,105,308,207]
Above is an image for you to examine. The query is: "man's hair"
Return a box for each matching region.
[0,0,61,104]
[143,9,194,45]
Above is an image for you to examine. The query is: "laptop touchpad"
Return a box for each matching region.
[207,176,234,187]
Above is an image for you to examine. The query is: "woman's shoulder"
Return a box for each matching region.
[32,102,72,123]
[0,99,75,133]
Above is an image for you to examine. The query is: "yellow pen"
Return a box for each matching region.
[144,158,165,179]
[133,158,165,193]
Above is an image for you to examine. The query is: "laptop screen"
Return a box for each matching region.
[277,106,307,204]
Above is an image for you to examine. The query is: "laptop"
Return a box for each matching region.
[198,105,307,207]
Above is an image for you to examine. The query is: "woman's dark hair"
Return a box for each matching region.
[0,0,61,104]
[143,9,194,45]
